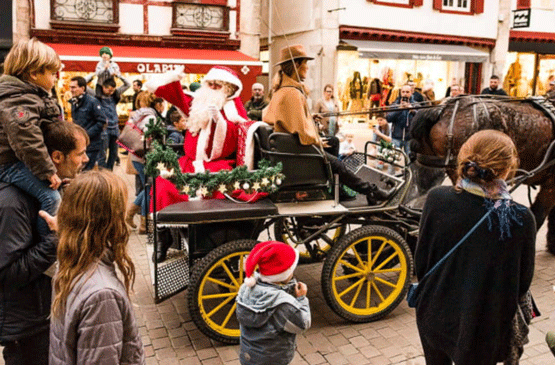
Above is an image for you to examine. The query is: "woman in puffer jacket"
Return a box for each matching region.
[47,170,144,365]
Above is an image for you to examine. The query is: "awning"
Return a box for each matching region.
[342,40,490,63]
[47,43,262,75]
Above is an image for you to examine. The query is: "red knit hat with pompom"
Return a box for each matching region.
[244,241,299,287]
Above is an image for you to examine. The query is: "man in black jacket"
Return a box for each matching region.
[69,76,106,170]
[0,122,89,365]
[481,75,508,96]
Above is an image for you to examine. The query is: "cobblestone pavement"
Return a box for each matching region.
[1,158,554,365]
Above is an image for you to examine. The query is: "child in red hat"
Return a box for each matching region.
[236,241,311,365]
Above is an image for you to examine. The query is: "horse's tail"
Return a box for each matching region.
[409,104,445,154]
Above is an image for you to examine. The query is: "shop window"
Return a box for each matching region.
[368,0,423,8]
[172,2,229,32]
[50,0,119,32]
[433,0,483,14]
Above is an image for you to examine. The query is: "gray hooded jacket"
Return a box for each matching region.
[236,279,311,365]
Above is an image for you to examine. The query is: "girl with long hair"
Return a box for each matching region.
[414,130,536,365]
[49,170,144,365]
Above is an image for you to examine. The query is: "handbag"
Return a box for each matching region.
[407,210,492,308]
[117,119,146,158]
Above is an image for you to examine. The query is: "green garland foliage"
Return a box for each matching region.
[144,119,284,198]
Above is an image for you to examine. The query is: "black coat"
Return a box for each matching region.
[0,183,57,341]
[414,186,536,364]
[71,93,106,151]
[481,87,508,96]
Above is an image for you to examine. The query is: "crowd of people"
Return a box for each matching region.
[0,37,552,365]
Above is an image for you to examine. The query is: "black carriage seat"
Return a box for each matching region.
[253,123,331,189]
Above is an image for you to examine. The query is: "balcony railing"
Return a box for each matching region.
[50,0,119,32]
[172,2,229,32]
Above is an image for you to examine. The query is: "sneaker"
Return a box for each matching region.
[546,331,555,357]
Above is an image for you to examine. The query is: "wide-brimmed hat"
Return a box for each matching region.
[276,45,314,66]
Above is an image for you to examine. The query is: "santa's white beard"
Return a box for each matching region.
[188,86,227,135]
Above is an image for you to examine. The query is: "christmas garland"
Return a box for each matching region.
[376,139,401,164]
[144,118,284,199]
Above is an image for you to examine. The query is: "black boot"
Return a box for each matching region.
[365,184,393,206]
[153,228,173,263]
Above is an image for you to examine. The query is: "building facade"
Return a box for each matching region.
[15,0,262,120]
[260,0,510,115]
[503,0,555,97]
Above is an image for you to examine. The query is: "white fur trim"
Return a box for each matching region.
[244,276,257,287]
[223,100,247,123]
[259,250,300,284]
[144,69,184,92]
[204,68,243,99]
[209,113,227,161]
[195,120,211,172]
[192,160,205,173]
[244,122,268,170]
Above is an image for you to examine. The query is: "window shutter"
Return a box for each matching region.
[516,0,531,9]
[411,0,424,6]
[433,0,443,10]
[472,0,485,13]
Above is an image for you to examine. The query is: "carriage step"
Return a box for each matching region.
[146,235,190,303]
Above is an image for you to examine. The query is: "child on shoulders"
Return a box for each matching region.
[236,241,311,365]
[0,38,64,240]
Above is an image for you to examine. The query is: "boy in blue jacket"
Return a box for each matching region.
[236,241,311,365]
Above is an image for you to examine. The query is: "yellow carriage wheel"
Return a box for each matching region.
[274,217,346,262]
[321,225,412,322]
[187,239,257,344]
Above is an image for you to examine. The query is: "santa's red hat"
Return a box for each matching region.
[203,66,243,99]
[244,241,299,287]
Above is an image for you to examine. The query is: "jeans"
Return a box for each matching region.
[83,149,100,171]
[0,161,60,237]
[132,161,149,216]
[2,328,49,365]
[98,132,119,170]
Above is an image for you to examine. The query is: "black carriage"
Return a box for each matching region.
[147,124,423,344]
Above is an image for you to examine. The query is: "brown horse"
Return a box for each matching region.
[409,95,555,253]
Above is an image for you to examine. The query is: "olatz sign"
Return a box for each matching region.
[136,63,184,73]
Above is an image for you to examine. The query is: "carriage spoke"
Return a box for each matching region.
[333,272,363,282]
[238,256,244,284]
[371,281,386,302]
[349,279,365,307]
[206,277,236,290]
[374,276,397,288]
[352,244,365,268]
[220,302,237,329]
[338,259,364,273]
[221,262,240,288]
[373,268,402,273]
[369,241,387,267]
[338,277,365,298]
[200,292,237,300]
[366,280,372,308]
[206,295,235,318]
[367,239,372,266]
[374,251,399,271]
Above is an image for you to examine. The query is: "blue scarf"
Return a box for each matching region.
[457,178,525,240]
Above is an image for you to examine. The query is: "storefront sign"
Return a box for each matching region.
[136,63,185,73]
[512,9,531,29]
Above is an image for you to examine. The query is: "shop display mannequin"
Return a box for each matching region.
[349,71,364,113]
[380,67,394,106]
[504,55,522,97]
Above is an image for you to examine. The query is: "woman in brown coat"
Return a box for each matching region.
[263,45,390,205]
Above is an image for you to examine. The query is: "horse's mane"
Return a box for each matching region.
[408,100,450,153]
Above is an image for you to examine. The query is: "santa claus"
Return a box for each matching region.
[146,66,251,174]
[145,66,264,211]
